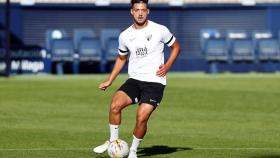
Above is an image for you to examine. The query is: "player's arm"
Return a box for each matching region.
[156,40,180,77]
[99,55,128,90]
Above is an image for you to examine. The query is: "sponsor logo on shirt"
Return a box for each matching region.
[136,46,148,58]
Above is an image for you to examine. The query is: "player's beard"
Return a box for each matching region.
[133,16,147,27]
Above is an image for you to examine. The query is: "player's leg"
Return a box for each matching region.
[94,79,140,154]
[108,90,133,141]
[128,103,155,158]
[93,90,132,154]
[128,82,165,158]
[108,78,140,128]
[134,103,155,138]
[109,90,132,125]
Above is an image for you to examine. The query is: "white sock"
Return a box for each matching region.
[109,124,119,142]
[130,135,142,152]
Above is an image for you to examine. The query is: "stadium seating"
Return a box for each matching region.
[100,28,120,71]
[200,29,280,73]
[73,29,100,73]
[46,29,75,74]
[252,30,280,61]
[204,38,228,62]
[46,29,67,53]
[51,38,74,61]
[5,0,280,74]
[100,28,120,54]
[45,28,120,74]
[104,36,118,62]
[50,38,75,74]
[201,29,228,62]
[201,29,228,73]
[226,30,255,62]
[78,37,102,62]
[200,29,222,58]
[73,28,97,52]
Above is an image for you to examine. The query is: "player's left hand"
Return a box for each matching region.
[98,80,112,91]
[156,64,170,77]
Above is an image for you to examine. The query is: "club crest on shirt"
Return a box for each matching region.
[146,34,152,41]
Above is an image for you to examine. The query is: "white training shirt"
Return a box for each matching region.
[118,20,176,85]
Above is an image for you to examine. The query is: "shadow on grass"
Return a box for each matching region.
[252,156,280,158]
[138,145,192,157]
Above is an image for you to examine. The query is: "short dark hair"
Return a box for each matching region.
[131,0,149,7]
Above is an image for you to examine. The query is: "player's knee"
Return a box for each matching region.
[136,114,148,125]
[110,100,124,114]
[110,106,121,114]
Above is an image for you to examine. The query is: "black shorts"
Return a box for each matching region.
[118,78,165,107]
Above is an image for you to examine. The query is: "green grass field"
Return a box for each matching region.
[0,73,280,158]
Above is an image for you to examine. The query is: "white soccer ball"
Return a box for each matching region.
[107,139,129,158]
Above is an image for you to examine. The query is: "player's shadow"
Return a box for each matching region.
[138,145,192,157]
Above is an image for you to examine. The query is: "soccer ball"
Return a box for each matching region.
[107,139,129,158]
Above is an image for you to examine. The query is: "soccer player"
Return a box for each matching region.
[93,0,180,157]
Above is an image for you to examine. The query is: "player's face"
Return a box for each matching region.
[131,3,149,26]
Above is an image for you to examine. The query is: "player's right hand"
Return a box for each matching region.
[98,81,112,91]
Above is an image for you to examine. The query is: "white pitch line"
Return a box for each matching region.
[0,147,279,151]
